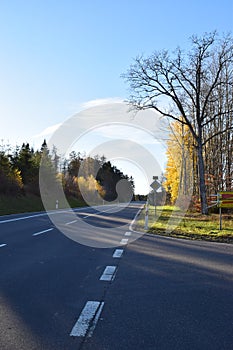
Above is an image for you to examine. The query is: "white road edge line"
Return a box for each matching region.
[0,210,72,224]
[113,249,124,258]
[32,228,54,236]
[129,207,144,232]
[65,220,77,225]
[0,206,94,224]
[70,301,104,337]
[100,265,117,281]
[0,244,7,248]
[120,238,129,245]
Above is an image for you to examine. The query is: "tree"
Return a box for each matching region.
[67,151,82,177]
[164,122,184,203]
[95,160,134,202]
[17,143,33,185]
[39,140,61,207]
[0,151,23,195]
[123,32,233,214]
[164,120,196,207]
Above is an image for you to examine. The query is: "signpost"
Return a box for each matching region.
[150,176,161,217]
[217,191,233,230]
[150,179,161,192]
[144,176,161,230]
[218,191,233,208]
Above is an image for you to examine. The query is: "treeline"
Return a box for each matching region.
[158,33,233,211]
[0,140,134,203]
[124,31,233,213]
[165,115,233,210]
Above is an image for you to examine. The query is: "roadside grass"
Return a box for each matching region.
[0,194,86,216]
[135,205,233,243]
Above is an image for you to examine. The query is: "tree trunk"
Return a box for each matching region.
[197,140,208,214]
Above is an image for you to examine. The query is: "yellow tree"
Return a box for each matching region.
[164,142,179,203]
[164,120,195,206]
[77,175,105,205]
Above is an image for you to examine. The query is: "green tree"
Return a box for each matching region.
[39,140,62,208]
[12,142,42,195]
[0,152,23,195]
[68,151,82,177]
[96,161,134,201]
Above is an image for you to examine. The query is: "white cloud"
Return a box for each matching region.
[81,97,124,110]
[33,99,124,140]
[93,125,164,145]
[34,123,62,138]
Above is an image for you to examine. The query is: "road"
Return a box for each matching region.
[0,203,233,350]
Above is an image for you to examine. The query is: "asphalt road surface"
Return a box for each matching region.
[0,203,232,350]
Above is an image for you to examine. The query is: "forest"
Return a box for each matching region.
[0,140,135,208]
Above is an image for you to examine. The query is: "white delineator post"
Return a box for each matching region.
[56,200,59,209]
[144,202,149,230]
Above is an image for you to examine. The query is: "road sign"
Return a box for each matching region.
[150,180,160,191]
[218,191,233,208]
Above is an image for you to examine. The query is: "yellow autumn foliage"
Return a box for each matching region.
[164,120,195,204]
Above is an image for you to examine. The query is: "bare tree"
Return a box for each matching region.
[123,31,233,214]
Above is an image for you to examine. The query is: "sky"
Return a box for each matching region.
[0,0,233,194]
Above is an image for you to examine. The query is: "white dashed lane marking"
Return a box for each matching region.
[70,301,104,337]
[0,244,7,248]
[100,266,117,281]
[125,231,131,236]
[113,249,124,258]
[120,238,128,245]
[32,228,54,236]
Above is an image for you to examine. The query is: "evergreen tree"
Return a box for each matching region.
[0,151,23,195]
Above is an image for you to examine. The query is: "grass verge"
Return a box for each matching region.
[136,205,233,244]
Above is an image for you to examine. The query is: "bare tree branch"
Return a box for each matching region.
[123,31,233,214]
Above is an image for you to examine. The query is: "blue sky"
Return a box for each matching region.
[0,0,233,193]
